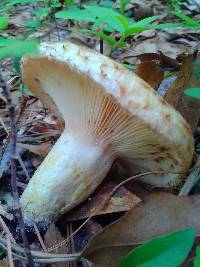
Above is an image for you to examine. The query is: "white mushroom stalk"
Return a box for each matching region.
[20,42,194,224]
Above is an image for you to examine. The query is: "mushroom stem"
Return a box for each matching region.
[20,131,114,224]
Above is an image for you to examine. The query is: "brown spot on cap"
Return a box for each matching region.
[164,113,171,123]
[120,86,126,97]
[143,101,151,110]
[100,64,108,78]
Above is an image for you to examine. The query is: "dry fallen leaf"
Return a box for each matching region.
[66,180,140,222]
[136,61,164,89]
[82,192,200,267]
[44,223,68,267]
[0,257,9,267]
[17,142,53,157]
[164,55,200,132]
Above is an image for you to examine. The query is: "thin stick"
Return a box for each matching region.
[0,117,9,134]
[17,154,30,180]
[0,215,16,244]
[0,72,34,266]
[179,155,200,196]
[33,223,48,252]
[48,169,171,251]
[6,235,14,267]
[100,39,104,54]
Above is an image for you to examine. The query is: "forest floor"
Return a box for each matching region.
[0,0,200,266]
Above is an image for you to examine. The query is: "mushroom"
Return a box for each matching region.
[20,42,194,224]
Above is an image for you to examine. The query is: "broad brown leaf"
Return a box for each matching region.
[66,180,140,221]
[164,55,200,132]
[83,192,200,267]
[136,61,164,89]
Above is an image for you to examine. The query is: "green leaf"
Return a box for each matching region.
[124,26,150,37]
[81,29,117,46]
[192,60,200,81]
[194,246,200,267]
[0,16,9,30]
[5,0,41,9]
[25,20,41,28]
[119,0,130,14]
[84,5,119,18]
[184,88,200,100]
[35,7,51,20]
[92,15,126,34]
[51,2,62,8]
[129,15,159,27]
[0,37,17,46]
[65,0,74,6]
[118,228,195,267]
[115,14,129,29]
[152,23,192,29]
[0,39,38,59]
[99,0,115,8]
[173,11,200,27]
[55,7,96,22]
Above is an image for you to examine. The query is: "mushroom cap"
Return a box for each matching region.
[21,41,194,188]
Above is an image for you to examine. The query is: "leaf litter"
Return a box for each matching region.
[0,0,200,266]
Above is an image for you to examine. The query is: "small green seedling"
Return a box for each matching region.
[56,5,159,54]
[0,38,38,59]
[0,16,9,30]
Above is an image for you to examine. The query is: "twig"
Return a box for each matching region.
[6,235,14,267]
[33,223,48,252]
[0,72,34,266]
[100,39,104,54]
[179,155,200,196]
[17,154,30,180]
[0,117,9,134]
[48,169,174,251]
[0,215,16,244]
[0,236,81,263]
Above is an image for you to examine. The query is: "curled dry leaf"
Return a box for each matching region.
[82,192,200,267]
[164,55,200,132]
[45,223,68,252]
[136,61,164,90]
[66,180,140,222]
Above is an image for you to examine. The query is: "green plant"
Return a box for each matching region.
[169,0,185,12]
[184,58,200,100]
[3,0,62,28]
[65,0,74,7]
[173,11,200,30]
[194,246,200,267]
[0,16,9,30]
[56,5,159,54]
[0,38,38,59]
[118,228,195,267]
[119,0,130,15]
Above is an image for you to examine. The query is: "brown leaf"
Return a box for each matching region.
[17,142,53,157]
[44,223,68,267]
[164,55,200,132]
[0,257,9,267]
[66,180,140,221]
[136,61,164,89]
[83,192,200,267]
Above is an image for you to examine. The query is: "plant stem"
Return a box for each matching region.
[100,39,104,54]
[0,72,34,266]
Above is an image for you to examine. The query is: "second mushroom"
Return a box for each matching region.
[20,42,194,224]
